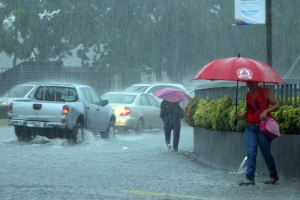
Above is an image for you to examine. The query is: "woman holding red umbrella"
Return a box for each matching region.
[235,81,280,186]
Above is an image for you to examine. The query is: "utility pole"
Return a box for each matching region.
[266,0,272,67]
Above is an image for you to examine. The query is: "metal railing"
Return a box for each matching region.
[195,79,300,107]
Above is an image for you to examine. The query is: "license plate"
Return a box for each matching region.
[26,121,44,127]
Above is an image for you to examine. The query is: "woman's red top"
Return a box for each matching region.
[246,87,270,124]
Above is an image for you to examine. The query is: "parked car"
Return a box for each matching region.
[8,82,115,143]
[101,91,163,134]
[124,82,189,94]
[0,82,38,107]
[124,82,189,104]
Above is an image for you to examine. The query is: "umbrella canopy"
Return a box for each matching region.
[153,88,191,103]
[192,56,284,84]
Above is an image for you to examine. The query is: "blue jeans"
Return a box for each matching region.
[244,125,278,181]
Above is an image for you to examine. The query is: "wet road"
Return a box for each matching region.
[0,125,299,200]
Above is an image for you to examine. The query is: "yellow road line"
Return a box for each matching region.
[124,190,227,200]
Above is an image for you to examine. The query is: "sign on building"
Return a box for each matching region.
[234,0,266,25]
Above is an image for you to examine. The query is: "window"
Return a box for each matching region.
[82,88,93,104]
[35,86,77,102]
[82,88,102,105]
[148,86,164,93]
[124,85,147,92]
[90,89,102,105]
[147,95,159,106]
[140,94,150,106]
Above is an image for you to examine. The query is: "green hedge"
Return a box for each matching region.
[184,96,300,135]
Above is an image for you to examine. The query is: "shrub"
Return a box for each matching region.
[184,96,201,127]
[214,96,234,131]
[193,98,211,128]
[186,96,299,135]
[228,100,247,132]
[273,105,300,134]
[193,96,233,130]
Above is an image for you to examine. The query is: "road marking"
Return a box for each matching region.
[124,190,226,200]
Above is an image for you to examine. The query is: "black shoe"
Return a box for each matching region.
[239,180,255,186]
[263,177,279,184]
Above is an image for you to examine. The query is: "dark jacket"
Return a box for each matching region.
[160,100,184,121]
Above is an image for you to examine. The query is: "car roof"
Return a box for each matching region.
[33,81,92,88]
[130,82,185,86]
[103,91,144,95]
[126,82,188,92]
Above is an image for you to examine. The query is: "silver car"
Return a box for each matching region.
[101,91,163,134]
[124,82,189,104]
[0,82,38,107]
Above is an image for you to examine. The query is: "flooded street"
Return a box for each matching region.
[0,125,299,200]
[0,1,299,199]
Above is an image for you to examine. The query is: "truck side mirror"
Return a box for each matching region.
[102,99,108,106]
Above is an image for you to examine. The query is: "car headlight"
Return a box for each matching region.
[0,100,8,106]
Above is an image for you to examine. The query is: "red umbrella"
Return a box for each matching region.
[153,88,191,103]
[192,56,284,84]
[192,55,285,125]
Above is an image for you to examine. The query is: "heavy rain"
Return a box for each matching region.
[1,0,300,199]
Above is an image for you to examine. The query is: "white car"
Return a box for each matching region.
[0,82,38,107]
[101,91,163,134]
[124,82,189,104]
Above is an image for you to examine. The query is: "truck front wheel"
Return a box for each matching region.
[102,120,115,139]
[69,123,84,144]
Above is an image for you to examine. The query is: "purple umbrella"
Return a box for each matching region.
[153,88,191,103]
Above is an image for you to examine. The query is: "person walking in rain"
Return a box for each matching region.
[235,81,279,186]
[160,100,184,152]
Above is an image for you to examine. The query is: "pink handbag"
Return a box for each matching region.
[259,116,281,139]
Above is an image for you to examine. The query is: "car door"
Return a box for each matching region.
[81,87,107,132]
[139,94,153,128]
[146,94,162,128]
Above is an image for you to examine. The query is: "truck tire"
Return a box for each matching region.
[69,123,84,144]
[15,126,32,142]
[102,120,115,139]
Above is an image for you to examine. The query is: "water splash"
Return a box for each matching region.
[237,156,247,174]
[31,135,51,144]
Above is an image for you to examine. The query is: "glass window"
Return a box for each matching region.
[102,94,135,104]
[123,95,135,104]
[35,86,56,101]
[90,89,102,105]
[82,88,93,104]
[147,95,159,106]
[140,94,150,106]
[34,86,77,102]
[124,86,147,92]
[63,88,78,102]
[148,86,163,93]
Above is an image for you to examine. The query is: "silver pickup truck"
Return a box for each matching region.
[7,82,115,144]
